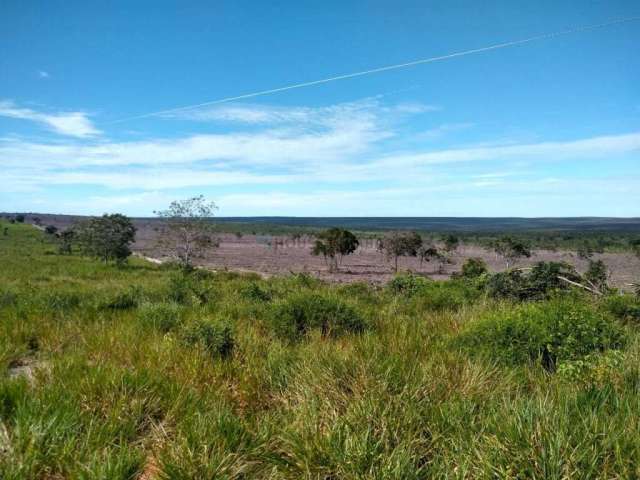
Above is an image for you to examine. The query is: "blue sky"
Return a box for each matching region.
[1,0,639,217]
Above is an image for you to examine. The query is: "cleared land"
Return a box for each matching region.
[12,214,640,289]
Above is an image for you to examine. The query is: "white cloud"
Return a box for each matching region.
[38,71,50,79]
[370,132,640,168]
[417,122,474,140]
[0,100,100,138]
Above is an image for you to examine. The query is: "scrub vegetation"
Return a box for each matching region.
[1,219,640,479]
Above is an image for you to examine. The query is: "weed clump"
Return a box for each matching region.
[239,283,271,302]
[459,299,626,371]
[601,294,640,323]
[167,270,214,305]
[0,289,18,308]
[138,302,183,333]
[182,320,235,359]
[42,291,83,312]
[100,286,143,310]
[387,273,430,296]
[271,293,366,342]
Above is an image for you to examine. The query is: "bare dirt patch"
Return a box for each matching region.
[133,231,639,289]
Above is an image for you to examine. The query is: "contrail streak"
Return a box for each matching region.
[108,16,640,124]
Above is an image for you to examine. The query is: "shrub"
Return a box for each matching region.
[460,258,488,278]
[101,286,143,310]
[240,283,271,302]
[387,273,430,297]
[585,259,609,292]
[486,262,581,301]
[415,281,479,312]
[138,302,183,333]
[601,295,640,323]
[42,291,83,312]
[271,293,366,342]
[167,271,213,305]
[459,299,626,371]
[0,289,18,308]
[557,350,625,388]
[182,320,234,359]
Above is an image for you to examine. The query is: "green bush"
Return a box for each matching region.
[459,299,626,371]
[101,286,143,310]
[182,320,235,359]
[557,350,625,388]
[167,271,214,305]
[486,262,581,301]
[271,293,366,342]
[601,295,640,323]
[0,289,18,308]
[414,281,479,312]
[42,291,83,312]
[460,257,488,278]
[138,302,183,333]
[240,283,271,302]
[387,273,430,297]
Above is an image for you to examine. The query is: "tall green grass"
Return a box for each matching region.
[1,220,639,479]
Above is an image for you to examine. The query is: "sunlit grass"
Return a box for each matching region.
[0,220,639,479]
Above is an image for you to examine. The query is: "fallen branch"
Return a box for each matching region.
[557,276,602,295]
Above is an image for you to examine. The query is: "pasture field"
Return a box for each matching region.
[1,220,640,479]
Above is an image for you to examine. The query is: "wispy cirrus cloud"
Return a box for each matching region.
[1,96,639,216]
[0,100,100,138]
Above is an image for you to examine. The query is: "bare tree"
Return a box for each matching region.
[155,195,219,269]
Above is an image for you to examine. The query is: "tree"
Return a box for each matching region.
[584,259,609,293]
[418,245,439,267]
[311,227,359,272]
[75,214,136,264]
[57,228,75,255]
[461,257,488,278]
[492,236,531,268]
[44,225,58,235]
[378,231,422,273]
[14,214,24,223]
[155,195,219,269]
[442,234,459,253]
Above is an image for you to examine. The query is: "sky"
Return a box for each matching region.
[1,0,639,217]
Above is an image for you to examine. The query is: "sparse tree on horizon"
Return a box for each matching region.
[492,236,532,269]
[378,231,422,273]
[311,227,359,272]
[155,195,220,269]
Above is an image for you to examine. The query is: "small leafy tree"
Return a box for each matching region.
[75,214,136,264]
[585,259,609,293]
[631,239,640,259]
[155,195,219,269]
[378,231,422,273]
[461,258,488,278]
[44,225,58,235]
[443,234,459,253]
[57,228,75,255]
[311,227,359,272]
[492,236,531,268]
[14,214,24,223]
[418,245,440,267]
